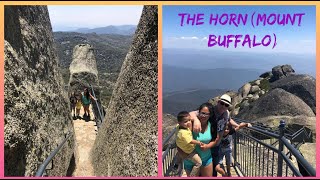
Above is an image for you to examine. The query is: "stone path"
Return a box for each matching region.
[72,105,97,177]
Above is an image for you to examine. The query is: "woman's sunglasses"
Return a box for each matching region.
[219,101,230,108]
[199,112,210,117]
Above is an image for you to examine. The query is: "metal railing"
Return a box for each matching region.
[162,119,315,177]
[35,131,73,177]
[89,84,105,130]
[233,119,315,177]
[162,127,183,177]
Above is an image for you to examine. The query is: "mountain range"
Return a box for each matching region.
[55,25,137,35]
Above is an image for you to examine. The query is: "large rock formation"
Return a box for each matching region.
[4,6,75,176]
[201,64,315,142]
[237,88,315,119]
[91,5,158,176]
[68,43,103,122]
[162,114,177,150]
[270,74,316,114]
[68,44,99,94]
[270,64,295,82]
[235,71,316,141]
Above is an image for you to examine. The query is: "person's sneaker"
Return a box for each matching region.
[172,163,182,175]
[73,115,76,119]
[173,163,179,170]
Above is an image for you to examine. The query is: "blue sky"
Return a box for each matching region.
[48,5,143,31]
[163,6,316,54]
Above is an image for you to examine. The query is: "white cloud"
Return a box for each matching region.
[180,36,199,40]
[201,37,208,41]
[300,40,315,43]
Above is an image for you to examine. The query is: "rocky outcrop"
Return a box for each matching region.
[68,44,102,121]
[236,88,315,141]
[270,64,295,82]
[270,75,316,114]
[237,88,314,120]
[4,6,75,176]
[68,44,99,95]
[162,114,178,150]
[239,83,251,98]
[203,64,315,142]
[91,5,158,176]
[259,71,272,78]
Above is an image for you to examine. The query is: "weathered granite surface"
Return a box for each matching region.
[91,5,158,176]
[4,6,75,176]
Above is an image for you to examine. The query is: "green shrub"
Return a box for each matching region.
[259,79,270,91]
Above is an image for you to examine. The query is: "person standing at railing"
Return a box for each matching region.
[216,121,252,176]
[175,111,203,177]
[189,94,240,177]
[179,103,214,177]
[82,88,97,121]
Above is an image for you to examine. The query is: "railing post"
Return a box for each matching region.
[233,132,237,166]
[277,120,285,177]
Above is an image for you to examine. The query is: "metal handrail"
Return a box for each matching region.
[234,118,312,143]
[89,84,104,129]
[162,127,180,177]
[281,137,316,176]
[233,119,315,177]
[35,131,73,177]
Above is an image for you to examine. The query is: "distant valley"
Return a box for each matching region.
[72,25,136,35]
[55,25,137,35]
[163,48,316,116]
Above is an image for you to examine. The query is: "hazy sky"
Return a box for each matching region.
[48,5,143,31]
[163,5,316,55]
